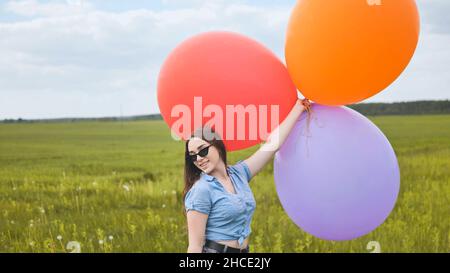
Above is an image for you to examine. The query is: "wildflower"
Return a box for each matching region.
[162,204,166,209]
[123,185,130,192]
[99,240,104,245]
[367,241,381,253]
[108,235,113,241]
[66,241,81,253]
[57,235,63,241]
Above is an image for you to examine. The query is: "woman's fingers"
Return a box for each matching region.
[300,98,311,108]
[300,98,312,113]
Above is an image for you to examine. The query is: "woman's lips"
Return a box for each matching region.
[199,161,208,169]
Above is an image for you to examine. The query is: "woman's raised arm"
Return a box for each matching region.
[244,98,310,178]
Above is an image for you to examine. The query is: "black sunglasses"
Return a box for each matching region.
[189,145,212,162]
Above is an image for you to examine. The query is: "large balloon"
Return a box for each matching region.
[285,0,420,105]
[274,105,400,241]
[158,31,298,151]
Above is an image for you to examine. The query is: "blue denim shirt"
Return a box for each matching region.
[184,160,256,246]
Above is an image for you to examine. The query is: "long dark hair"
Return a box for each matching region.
[183,127,227,205]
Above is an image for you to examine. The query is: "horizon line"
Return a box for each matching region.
[1,99,449,121]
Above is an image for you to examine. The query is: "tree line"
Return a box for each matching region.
[2,100,449,123]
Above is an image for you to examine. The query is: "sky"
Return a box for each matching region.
[0,0,449,119]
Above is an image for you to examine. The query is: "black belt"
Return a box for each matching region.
[204,240,249,253]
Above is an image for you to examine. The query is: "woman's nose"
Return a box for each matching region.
[197,156,207,162]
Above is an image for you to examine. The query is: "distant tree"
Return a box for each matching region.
[1,101,448,124]
[348,100,450,116]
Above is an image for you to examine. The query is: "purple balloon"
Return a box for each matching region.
[274,105,400,241]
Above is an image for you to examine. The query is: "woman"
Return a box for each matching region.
[184,98,311,253]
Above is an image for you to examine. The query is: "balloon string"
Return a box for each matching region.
[301,102,328,158]
[304,107,312,158]
[300,99,326,159]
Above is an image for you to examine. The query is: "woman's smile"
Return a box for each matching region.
[197,160,209,170]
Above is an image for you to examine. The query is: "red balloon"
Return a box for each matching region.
[157,31,297,151]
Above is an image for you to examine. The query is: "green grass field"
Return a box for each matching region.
[0,115,449,253]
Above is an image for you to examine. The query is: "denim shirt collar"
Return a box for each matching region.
[201,166,235,182]
[201,172,215,182]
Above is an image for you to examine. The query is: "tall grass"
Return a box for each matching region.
[0,115,449,252]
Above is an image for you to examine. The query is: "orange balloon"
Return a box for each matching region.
[285,0,420,105]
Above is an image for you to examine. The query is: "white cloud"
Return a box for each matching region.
[4,0,92,17]
[0,0,293,118]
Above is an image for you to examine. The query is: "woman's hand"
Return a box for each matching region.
[300,98,312,112]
